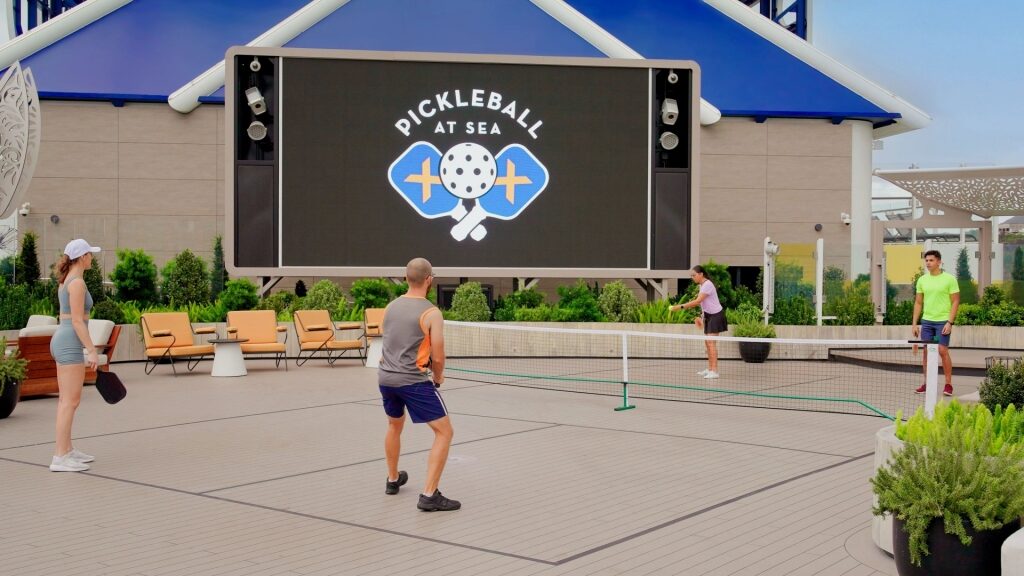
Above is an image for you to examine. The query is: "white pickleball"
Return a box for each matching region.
[439,143,497,200]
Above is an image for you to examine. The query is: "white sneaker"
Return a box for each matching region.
[703,371,720,379]
[697,369,709,376]
[67,448,94,463]
[50,454,89,472]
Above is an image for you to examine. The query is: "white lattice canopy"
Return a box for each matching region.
[874,166,1024,218]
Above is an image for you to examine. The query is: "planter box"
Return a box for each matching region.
[873,424,902,555]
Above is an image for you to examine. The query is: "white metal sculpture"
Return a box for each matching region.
[0,61,40,220]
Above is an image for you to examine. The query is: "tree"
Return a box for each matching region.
[160,249,210,305]
[294,279,308,297]
[956,247,972,281]
[110,249,159,305]
[83,255,107,303]
[15,231,40,289]
[1012,246,1024,282]
[211,235,228,301]
[956,247,979,304]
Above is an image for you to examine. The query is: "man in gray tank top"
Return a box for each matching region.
[378,258,460,512]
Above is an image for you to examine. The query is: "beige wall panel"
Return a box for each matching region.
[216,144,224,182]
[26,177,117,214]
[701,154,767,189]
[767,155,850,191]
[700,118,767,156]
[35,141,117,179]
[701,254,763,267]
[24,215,119,273]
[701,188,766,222]
[766,189,849,223]
[40,101,117,142]
[118,215,217,254]
[216,108,224,145]
[766,119,851,157]
[119,179,217,216]
[118,143,217,180]
[766,223,851,254]
[701,221,767,257]
[118,103,217,144]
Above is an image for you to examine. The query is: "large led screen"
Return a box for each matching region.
[279,57,652,268]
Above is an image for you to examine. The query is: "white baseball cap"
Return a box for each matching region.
[63,238,101,260]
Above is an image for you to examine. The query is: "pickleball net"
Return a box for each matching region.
[444,322,925,419]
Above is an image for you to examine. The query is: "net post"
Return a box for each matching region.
[925,343,939,418]
[614,332,635,411]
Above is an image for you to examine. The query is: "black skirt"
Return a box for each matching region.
[703,310,728,334]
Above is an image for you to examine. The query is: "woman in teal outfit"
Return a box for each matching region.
[48,239,101,472]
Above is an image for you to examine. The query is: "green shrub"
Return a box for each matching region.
[449,282,491,321]
[0,278,32,330]
[0,255,13,283]
[556,280,604,322]
[161,249,210,305]
[598,281,640,322]
[185,300,227,323]
[825,282,875,326]
[884,300,915,325]
[257,291,296,315]
[979,360,1024,412]
[770,295,815,325]
[955,303,986,325]
[726,301,763,325]
[218,279,259,312]
[115,301,144,325]
[0,339,28,396]
[987,302,1024,327]
[299,280,345,315]
[495,288,546,321]
[90,299,126,324]
[982,284,1006,308]
[15,231,40,289]
[877,401,1024,567]
[350,278,393,309]
[636,299,693,324]
[28,297,55,317]
[732,322,776,338]
[111,249,159,305]
[84,256,107,303]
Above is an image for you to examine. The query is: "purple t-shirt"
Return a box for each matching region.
[698,281,723,314]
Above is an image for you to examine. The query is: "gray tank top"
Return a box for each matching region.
[378,296,438,387]
[58,275,93,320]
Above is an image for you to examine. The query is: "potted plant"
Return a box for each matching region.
[732,321,775,363]
[872,401,1024,575]
[0,337,29,419]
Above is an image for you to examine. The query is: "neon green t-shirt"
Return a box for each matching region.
[916,272,959,322]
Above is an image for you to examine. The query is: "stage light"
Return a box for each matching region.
[245,86,266,116]
[247,120,267,141]
[659,131,679,150]
[661,98,678,125]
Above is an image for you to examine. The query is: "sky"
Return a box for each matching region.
[812,0,1024,171]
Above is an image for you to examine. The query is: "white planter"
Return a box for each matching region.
[872,424,904,555]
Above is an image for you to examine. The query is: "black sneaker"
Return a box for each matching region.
[417,490,461,512]
[385,471,408,495]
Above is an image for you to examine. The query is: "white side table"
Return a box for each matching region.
[209,338,248,377]
[365,337,383,368]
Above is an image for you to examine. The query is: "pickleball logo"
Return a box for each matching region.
[386,89,549,241]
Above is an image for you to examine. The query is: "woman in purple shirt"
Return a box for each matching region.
[670,265,728,379]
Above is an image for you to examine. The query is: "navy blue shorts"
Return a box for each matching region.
[379,382,449,423]
[920,319,952,347]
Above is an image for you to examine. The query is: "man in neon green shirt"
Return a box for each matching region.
[911,250,960,396]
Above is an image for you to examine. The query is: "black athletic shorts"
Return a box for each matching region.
[703,310,728,334]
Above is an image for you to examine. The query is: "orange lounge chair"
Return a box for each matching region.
[226,310,288,370]
[141,312,216,375]
[293,310,366,366]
